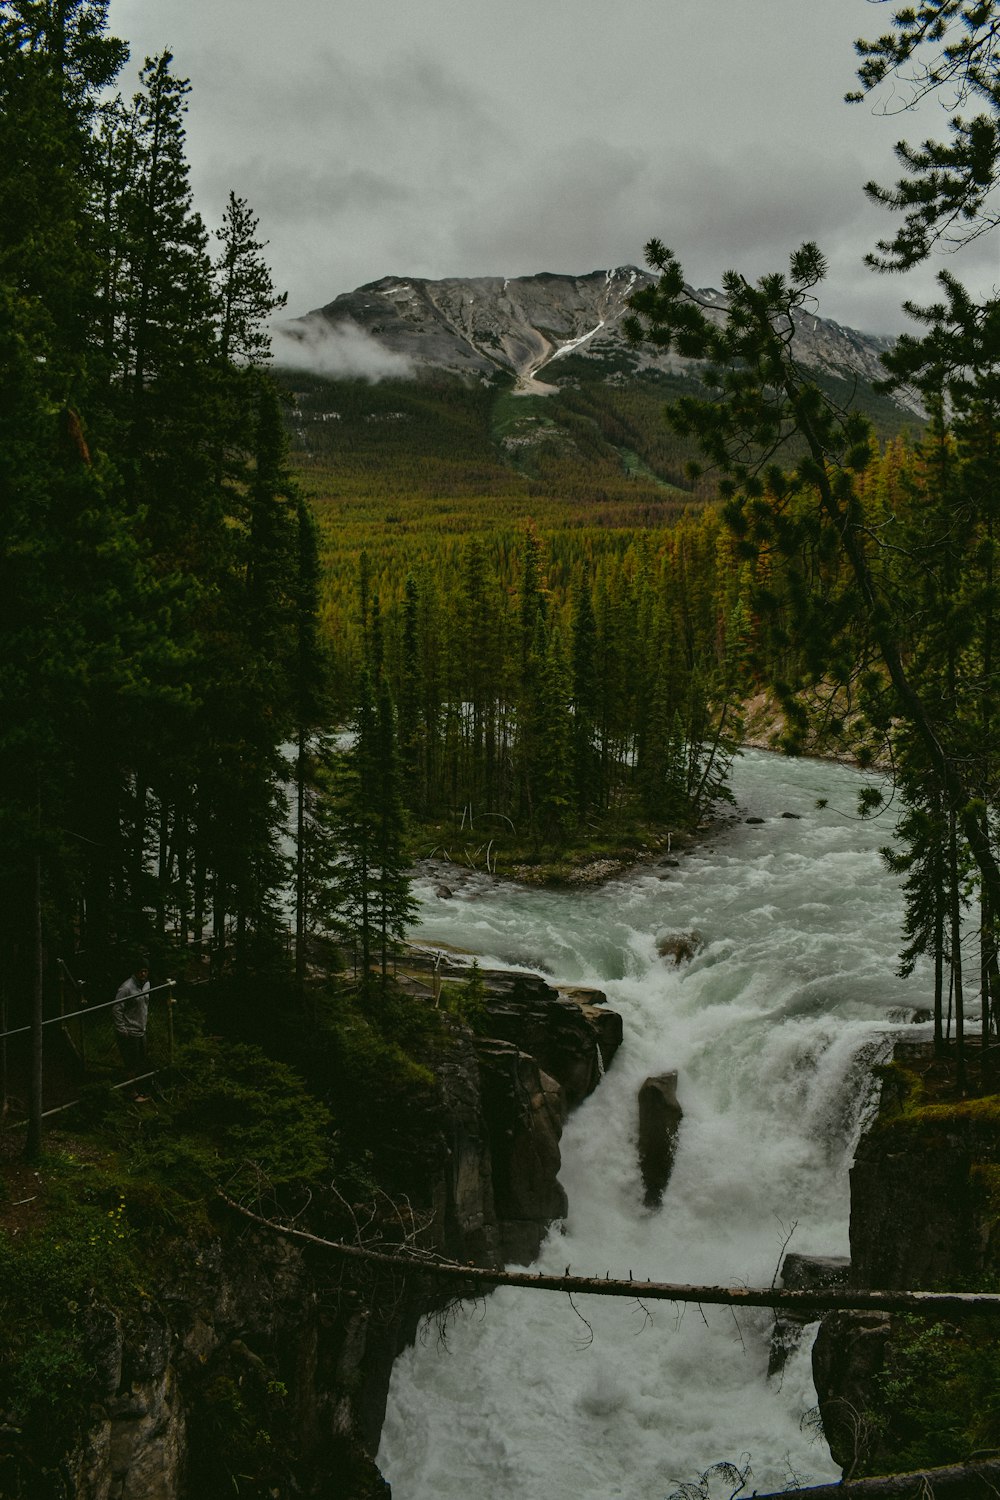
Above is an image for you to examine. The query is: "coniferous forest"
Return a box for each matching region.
[4,0,1000,1129]
[7,1,1000,1495]
[1,7,308,1010]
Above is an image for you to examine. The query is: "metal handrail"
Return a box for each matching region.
[0,980,177,1041]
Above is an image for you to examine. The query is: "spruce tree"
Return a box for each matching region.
[625,5,1000,1081]
[214,190,287,365]
[398,574,425,806]
[324,670,414,995]
[373,677,417,984]
[571,575,599,820]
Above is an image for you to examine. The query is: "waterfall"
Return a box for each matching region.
[379,750,923,1498]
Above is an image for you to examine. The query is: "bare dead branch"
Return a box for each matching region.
[771,1215,798,1289]
[566,1291,594,1348]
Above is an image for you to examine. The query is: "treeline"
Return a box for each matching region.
[0,3,321,1013]
[333,513,753,857]
[306,419,930,864]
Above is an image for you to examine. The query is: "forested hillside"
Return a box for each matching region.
[268,320,923,876]
[7,0,1000,1493]
[0,2,319,1146]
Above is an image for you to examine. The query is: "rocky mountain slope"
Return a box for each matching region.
[277,268,920,512]
[285,266,902,402]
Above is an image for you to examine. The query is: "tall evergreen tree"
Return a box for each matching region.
[570,575,599,820]
[373,678,417,985]
[324,670,414,994]
[625,4,1000,1081]
[0,2,324,1149]
[214,190,287,366]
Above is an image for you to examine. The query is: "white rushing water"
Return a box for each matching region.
[379,750,926,1498]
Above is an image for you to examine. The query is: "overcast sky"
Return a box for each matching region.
[105,0,998,338]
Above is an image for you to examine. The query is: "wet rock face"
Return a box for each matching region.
[63,1232,388,1500]
[812,1310,892,1472]
[768,1253,850,1377]
[475,1037,568,1263]
[637,1072,683,1207]
[430,1028,502,1269]
[400,953,620,1106]
[848,1122,988,1291]
[478,969,618,1107]
[810,1045,1000,1477]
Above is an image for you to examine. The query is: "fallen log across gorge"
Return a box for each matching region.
[219,1195,1000,1319]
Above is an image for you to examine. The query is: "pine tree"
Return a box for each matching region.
[214,190,287,365]
[293,496,329,983]
[398,574,425,806]
[373,678,417,984]
[570,575,599,819]
[625,6,1000,1084]
[324,670,415,995]
[112,52,216,486]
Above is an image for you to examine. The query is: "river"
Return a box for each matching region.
[378,749,925,1498]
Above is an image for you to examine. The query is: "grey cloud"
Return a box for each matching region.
[107,0,997,339]
[271,319,415,381]
[450,139,646,277]
[197,161,415,223]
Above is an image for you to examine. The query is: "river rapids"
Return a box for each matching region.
[378,750,926,1498]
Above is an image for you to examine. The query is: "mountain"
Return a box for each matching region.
[276,269,920,509]
[284,266,903,401]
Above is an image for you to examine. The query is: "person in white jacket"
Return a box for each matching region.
[112,959,150,1094]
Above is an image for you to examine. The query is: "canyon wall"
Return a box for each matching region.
[36,966,620,1500]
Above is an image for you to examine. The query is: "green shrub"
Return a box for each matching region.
[120,1036,334,1205]
[0,1190,136,1453]
[439,960,488,1032]
[865,1315,1000,1474]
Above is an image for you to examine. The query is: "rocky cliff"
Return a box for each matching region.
[14,963,620,1500]
[284,267,905,405]
[806,1040,1000,1478]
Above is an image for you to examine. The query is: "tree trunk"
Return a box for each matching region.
[219,1195,1000,1317]
[750,1460,1000,1500]
[25,853,44,1162]
[949,808,966,1092]
[295,725,307,985]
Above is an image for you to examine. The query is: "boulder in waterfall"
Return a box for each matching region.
[767,1252,850,1377]
[577,1003,623,1074]
[656,931,703,966]
[638,1071,683,1207]
[558,984,608,1006]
